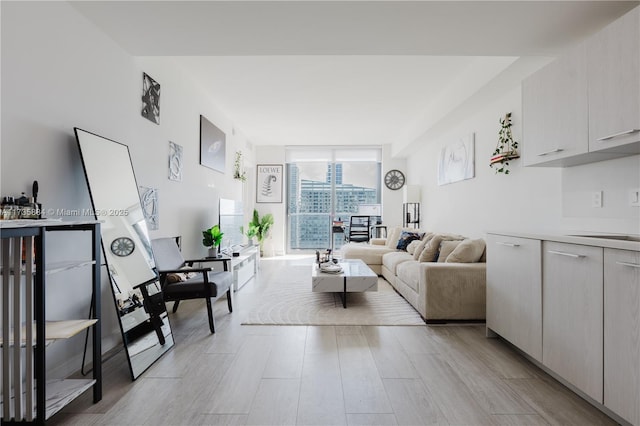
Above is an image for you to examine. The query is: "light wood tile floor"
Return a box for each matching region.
[52,257,616,425]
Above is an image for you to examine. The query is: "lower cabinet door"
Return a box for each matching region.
[486,234,542,361]
[604,248,640,425]
[542,241,603,402]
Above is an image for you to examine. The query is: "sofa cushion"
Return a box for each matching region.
[418,235,444,262]
[382,251,414,274]
[418,234,465,262]
[412,233,433,260]
[438,240,462,263]
[406,240,421,255]
[446,238,486,263]
[396,231,423,250]
[386,227,402,248]
[342,243,395,266]
[396,260,420,293]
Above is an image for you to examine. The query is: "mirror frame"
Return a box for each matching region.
[75,127,174,380]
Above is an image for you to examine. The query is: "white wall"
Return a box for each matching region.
[1,2,254,377]
[406,86,639,238]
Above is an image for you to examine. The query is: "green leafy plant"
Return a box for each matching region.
[240,224,259,240]
[249,209,274,245]
[233,151,247,182]
[490,112,520,175]
[202,225,224,248]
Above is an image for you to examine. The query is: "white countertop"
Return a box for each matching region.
[486,231,640,252]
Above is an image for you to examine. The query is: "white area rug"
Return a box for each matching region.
[242,262,424,326]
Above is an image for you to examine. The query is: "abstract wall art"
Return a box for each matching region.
[199,115,226,173]
[141,72,160,124]
[138,186,159,230]
[168,141,183,181]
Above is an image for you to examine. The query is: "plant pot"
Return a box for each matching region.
[208,246,218,258]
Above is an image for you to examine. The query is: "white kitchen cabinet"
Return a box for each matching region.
[486,234,542,361]
[588,7,640,154]
[604,248,640,426]
[542,241,603,402]
[522,43,589,167]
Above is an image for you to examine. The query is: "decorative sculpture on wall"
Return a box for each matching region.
[168,141,183,182]
[141,72,160,125]
[139,186,159,230]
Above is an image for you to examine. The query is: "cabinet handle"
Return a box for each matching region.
[616,261,640,268]
[548,250,585,259]
[537,148,564,157]
[496,242,520,247]
[596,129,640,142]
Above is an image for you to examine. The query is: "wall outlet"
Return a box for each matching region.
[592,191,603,208]
[630,189,640,207]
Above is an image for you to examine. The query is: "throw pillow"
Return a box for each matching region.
[412,233,434,260]
[438,240,462,262]
[166,267,196,283]
[418,235,445,262]
[446,238,486,263]
[396,231,424,251]
[406,240,421,255]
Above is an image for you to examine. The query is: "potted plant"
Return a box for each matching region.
[248,209,274,255]
[202,225,224,257]
[240,224,259,246]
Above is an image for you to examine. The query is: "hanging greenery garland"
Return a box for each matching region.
[489,112,520,174]
[233,151,247,182]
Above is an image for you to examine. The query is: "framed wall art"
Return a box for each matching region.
[256,164,283,203]
[141,72,160,125]
[437,133,475,186]
[200,115,226,173]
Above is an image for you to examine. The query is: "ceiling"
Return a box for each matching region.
[70,1,639,156]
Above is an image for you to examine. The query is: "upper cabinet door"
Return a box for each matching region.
[522,44,589,166]
[588,6,640,153]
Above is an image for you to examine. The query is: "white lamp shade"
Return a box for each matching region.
[403,185,421,203]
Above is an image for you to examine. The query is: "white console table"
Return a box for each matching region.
[231,245,259,291]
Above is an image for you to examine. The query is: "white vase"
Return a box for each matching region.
[208,246,218,258]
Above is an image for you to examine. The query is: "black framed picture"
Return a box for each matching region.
[199,115,226,173]
[256,164,283,203]
[141,72,160,124]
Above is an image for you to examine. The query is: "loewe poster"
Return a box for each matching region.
[256,164,283,203]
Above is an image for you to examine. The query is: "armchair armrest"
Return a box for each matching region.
[158,267,213,275]
[184,256,231,271]
[370,238,387,246]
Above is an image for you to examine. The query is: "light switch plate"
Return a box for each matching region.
[592,191,603,208]
[630,189,640,207]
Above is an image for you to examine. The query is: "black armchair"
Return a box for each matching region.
[346,215,371,243]
[151,237,233,333]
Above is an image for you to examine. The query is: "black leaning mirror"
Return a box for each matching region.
[75,128,174,380]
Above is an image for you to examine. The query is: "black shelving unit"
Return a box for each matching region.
[402,203,420,228]
[1,220,101,424]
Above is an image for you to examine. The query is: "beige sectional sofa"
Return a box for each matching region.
[341,227,486,322]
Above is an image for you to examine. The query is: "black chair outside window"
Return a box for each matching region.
[346,215,371,243]
[151,237,233,333]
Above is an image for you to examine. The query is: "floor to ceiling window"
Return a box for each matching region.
[286,147,381,252]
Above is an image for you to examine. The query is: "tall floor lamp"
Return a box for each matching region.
[402,185,421,228]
